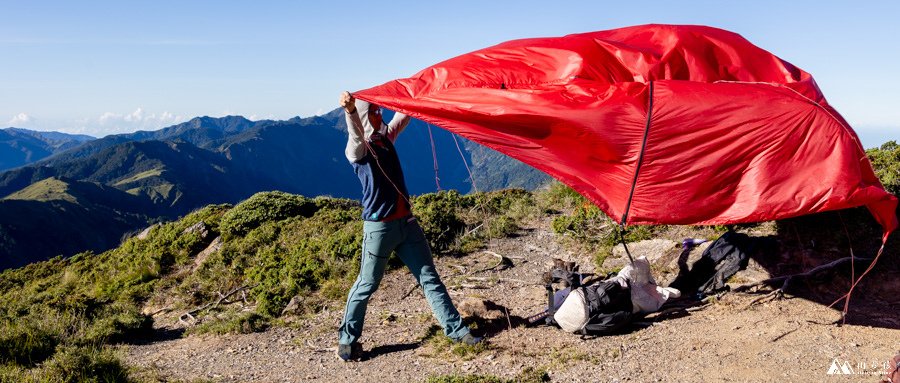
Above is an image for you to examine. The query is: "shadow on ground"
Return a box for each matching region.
[366,342,421,359]
[463,300,529,337]
[736,207,899,329]
[122,327,186,346]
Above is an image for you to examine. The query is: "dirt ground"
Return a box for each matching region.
[123,217,900,383]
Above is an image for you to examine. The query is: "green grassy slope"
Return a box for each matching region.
[0,188,537,382]
[0,142,896,382]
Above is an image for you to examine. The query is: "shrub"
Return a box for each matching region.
[426,189,539,253]
[175,197,363,327]
[426,367,549,383]
[548,191,665,270]
[599,224,656,248]
[481,215,518,239]
[244,208,363,318]
[537,181,586,211]
[460,188,533,215]
[75,303,152,346]
[419,325,490,361]
[867,140,900,196]
[191,311,269,336]
[0,363,30,383]
[91,205,228,305]
[0,206,228,376]
[551,203,609,242]
[413,191,466,252]
[39,346,131,383]
[220,191,318,238]
[426,374,505,383]
[0,321,58,367]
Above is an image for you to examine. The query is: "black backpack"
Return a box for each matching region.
[670,231,754,294]
[577,280,634,335]
[540,262,633,336]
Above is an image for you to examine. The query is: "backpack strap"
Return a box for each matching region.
[544,281,557,326]
[543,267,589,326]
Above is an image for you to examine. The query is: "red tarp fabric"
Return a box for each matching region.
[355,24,898,239]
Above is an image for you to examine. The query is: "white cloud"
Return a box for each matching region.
[124,107,144,122]
[98,112,117,124]
[247,113,275,121]
[7,112,32,126]
[9,108,289,137]
[91,107,185,135]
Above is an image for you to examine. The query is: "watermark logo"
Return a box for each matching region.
[827,359,854,375]
[826,357,895,378]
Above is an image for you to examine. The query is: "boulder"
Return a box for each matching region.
[183,221,209,239]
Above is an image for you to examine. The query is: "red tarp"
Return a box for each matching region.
[355,24,898,239]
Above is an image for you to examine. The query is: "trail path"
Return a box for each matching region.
[124,218,900,382]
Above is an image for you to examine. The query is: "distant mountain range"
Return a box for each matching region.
[0,110,548,269]
[0,128,94,171]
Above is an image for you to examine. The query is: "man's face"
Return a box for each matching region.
[368,105,382,128]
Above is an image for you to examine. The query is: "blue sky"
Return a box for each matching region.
[2,1,898,148]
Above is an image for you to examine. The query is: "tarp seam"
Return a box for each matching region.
[621,81,654,226]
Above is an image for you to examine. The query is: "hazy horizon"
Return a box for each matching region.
[3,1,898,148]
[5,111,896,151]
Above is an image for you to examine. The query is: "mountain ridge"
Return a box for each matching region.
[0,127,94,171]
[0,110,549,269]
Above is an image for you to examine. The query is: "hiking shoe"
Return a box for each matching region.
[456,333,484,346]
[336,342,363,362]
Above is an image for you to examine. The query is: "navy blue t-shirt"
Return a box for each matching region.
[352,133,410,221]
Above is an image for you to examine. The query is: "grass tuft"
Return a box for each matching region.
[426,367,549,383]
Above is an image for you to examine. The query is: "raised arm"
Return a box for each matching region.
[341,91,367,163]
[385,112,410,143]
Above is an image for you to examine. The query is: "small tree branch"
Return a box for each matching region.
[464,223,484,236]
[470,251,514,274]
[734,256,872,294]
[180,283,259,322]
[401,283,420,299]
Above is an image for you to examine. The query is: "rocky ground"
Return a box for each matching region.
[123,217,900,383]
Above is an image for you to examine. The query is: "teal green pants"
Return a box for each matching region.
[338,217,469,345]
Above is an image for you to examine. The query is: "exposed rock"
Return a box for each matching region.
[141,304,171,317]
[611,238,680,264]
[281,296,303,316]
[458,298,504,320]
[183,221,209,239]
[603,238,682,273]
[136,223,161,240]
[194,236,223,267]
